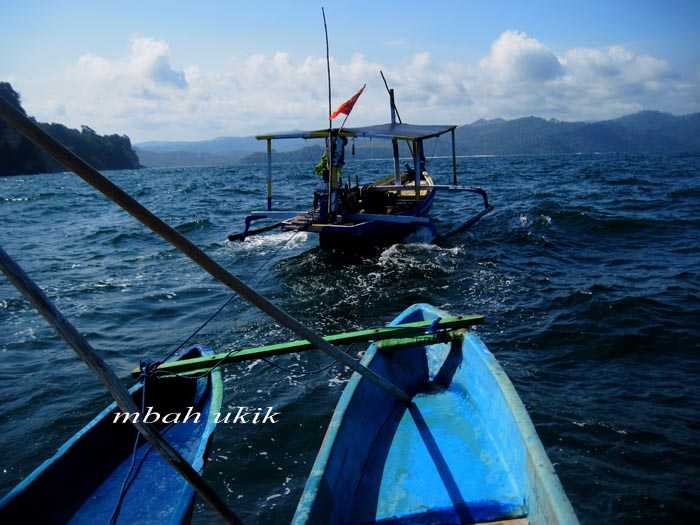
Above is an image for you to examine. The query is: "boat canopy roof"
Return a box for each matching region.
[257,123,457,142]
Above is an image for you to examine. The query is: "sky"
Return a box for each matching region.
[2,0,699,142]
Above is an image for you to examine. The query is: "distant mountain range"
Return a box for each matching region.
[135,135,307,167]
[451,111,700,155]
[135,111,700,167]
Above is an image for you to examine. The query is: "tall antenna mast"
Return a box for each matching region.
[322,7,333,218]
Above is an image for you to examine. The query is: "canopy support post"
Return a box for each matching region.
[266,138,272,211]
[451,128,457,185]
[414,139,421,200]
[392,140,400,186]
[0,93,411,405]
[0,246,242,525]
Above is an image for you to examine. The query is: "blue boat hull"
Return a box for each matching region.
[0,345,223,524]
[293,304,578,524]
[319,189,437,250]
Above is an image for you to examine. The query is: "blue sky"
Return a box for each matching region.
[2,1,699,141]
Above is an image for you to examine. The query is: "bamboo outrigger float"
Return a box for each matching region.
[229,80,494,250]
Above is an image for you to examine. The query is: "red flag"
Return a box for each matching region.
[330,84,366,120]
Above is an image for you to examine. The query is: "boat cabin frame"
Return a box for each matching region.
[256,122,460,210]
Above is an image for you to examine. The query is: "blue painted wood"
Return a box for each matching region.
[293,304,579,524]
[0,344,223,524]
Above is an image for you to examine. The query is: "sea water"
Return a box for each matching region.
[1,154,699,523]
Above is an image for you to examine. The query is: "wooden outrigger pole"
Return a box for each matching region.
[0,246,242,525]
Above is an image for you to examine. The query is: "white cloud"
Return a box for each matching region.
[561,45,669,83]
[13,33,699,141]
[480,31,563,82]
[129,37,187,88]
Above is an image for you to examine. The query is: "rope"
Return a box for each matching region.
[159,295,237,364]
[109,230,304,518]
[109,364,151,524]
[259,340,366,378]
[260,356,337,376]
[161,230,302,367]
[151,229,308,383]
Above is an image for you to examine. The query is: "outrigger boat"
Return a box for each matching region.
[229,86,494,250]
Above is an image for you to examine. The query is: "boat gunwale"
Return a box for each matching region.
[291,320,385,524]
[464,328,579,524]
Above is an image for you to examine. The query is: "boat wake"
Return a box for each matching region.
[226,231,311,254]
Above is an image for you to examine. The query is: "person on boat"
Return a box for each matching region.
[331,134,348,180]
[403,147,427,180]
[404,162,415,178]
[313,148,330,219]
[314,135,348,221]
[419,147,427,175]
[315,135,348,181]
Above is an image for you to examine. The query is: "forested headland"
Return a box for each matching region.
[1,82,141,176]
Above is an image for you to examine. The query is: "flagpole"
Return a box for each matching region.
[337,84,365,134]
[322,7,333,219]
[338,112,350,133]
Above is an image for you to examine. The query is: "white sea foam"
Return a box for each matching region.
[226,230,310,254]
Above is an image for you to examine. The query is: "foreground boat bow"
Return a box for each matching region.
[0,345,223,524]
[294,304,578,524]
